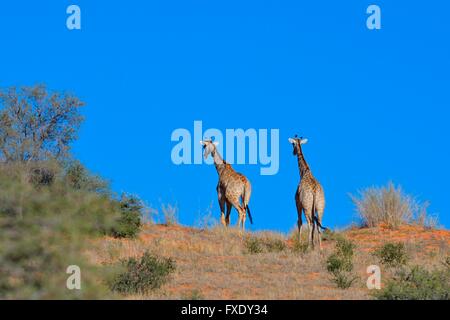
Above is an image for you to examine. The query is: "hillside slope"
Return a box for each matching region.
[89,224,450,300]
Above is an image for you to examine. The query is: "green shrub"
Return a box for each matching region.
[334,236,356,259]
[373,265,450,300]
[110,194,143,238]
[63,163,143,238]
[63,160,109,193]
[110,251,176,295]
[326,237,358,289]
[0,163,120,299]
[374,242,408,268]
[327,253,353,273]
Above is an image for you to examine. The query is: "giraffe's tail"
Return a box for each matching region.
[243,179,253,224]
[314,215,328,231]
[313,196,328,231]
[246,205,253,225]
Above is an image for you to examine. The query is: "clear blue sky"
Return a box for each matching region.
[1,1,449,231]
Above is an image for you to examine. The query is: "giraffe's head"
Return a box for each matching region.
[288,135,308,155]
[200,138,219,159]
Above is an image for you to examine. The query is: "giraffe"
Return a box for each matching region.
[288,135,326,250]
[200,139,253,231]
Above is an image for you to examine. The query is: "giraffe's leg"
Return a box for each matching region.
[241,200,247,232]
[217,186,226,227]
[225,201,232,226]
[312,212,322,250]
[229,197,245,231]
[315,189,325,251]
[316,218,322,251]
[295,198,303,242]
[311,218,316,249]
[304,206,314,249]
[240,196,247,232]
[315,208,325,251]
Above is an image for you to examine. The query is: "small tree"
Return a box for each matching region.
[110,194,143,238]
[0,85,84,162]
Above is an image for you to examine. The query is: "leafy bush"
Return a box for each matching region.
[64,160,109,194]
[374,242,408,268]
[326,237,358,289]
[351,182,434,229]
[110,251,176,295]
[0,163,120,299]
[110,194,143,238]
[0,84,144,298]
[244,235,287,254]
[64,162,143,239]
[373,265,450,300]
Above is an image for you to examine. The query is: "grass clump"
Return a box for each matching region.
[351,182,434,229]
[373,242,408,268]
[244,234,287,254]
[263,238,287,253]
[291,237,309,254]
[326,237,358,289]
[444,256,450,269]
[161,203,179,226]
[245,237,264,254]
[321,228,338,242]
[110,251,176,295]
[373,265,450,300]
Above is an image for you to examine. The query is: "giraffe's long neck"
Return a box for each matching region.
[212,150,227,176]
[297,145,310,178]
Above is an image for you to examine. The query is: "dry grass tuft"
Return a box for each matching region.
[350,182,436,229]
[148,203,179,226]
